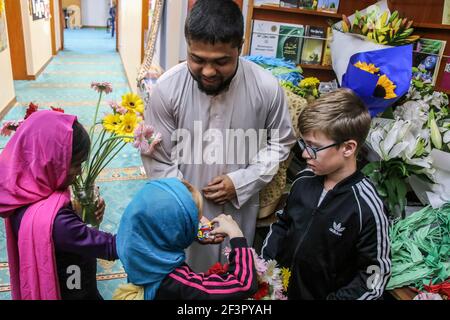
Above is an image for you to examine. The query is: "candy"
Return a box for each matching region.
[197,222,214,241]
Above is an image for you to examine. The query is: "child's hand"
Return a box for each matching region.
[197,216,225,245]
[210,214,243,239]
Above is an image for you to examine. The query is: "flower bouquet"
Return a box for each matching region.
[363,77,450,217]
[330,0,416,117]
[212,247,289,300]
[71,82,161,228]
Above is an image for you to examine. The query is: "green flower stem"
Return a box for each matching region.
[84,135,133,186]
[92,142,128,179]
[88,91,103,141]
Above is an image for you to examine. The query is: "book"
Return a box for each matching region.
[317,0,339,13]
[276,24,305,64]
[250,20,280,57]
[280,0,298,8]
[440,58,450,91]
[298,0,317,10]
[412,38,447,85]
[254,0,280,6]
[300,26,325,65]
[321,27,332,66]
[443,0,450,25]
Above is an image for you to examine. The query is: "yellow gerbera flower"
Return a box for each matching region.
[300,77,320,88]
[116,112,140,142]
[0,0,4,15]
[121,93,144,115]
[375,74,397,99]
[354,61,380,74]
[103,114,121,132]
[280,267,291,292]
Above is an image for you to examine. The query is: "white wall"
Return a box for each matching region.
[81,0,109,27]
[20,0,53,76]
[118,0,142,92]
[54,0,61,51]
[0,4,15,112]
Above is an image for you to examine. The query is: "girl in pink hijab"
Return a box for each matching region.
[0,110,117,300]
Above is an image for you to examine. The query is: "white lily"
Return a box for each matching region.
[380,120,412,160]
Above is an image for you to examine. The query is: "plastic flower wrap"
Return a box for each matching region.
[244,55,303,86]
[331,0,415,117]
[397,79,450,209]
[364,77,450,214]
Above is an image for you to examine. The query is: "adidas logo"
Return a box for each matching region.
[329,221,346,237]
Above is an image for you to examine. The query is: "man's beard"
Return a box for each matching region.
[188,64,238,96]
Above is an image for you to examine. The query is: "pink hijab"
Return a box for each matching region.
[0,110,77,300]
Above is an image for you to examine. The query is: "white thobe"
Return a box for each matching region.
[141,57,296,272]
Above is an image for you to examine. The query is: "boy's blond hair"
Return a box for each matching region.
[298,88,371,153]
[181,179,203,218]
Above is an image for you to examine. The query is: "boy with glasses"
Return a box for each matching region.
[261,88,391,300]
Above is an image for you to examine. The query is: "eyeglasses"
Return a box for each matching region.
[297,139,343,160]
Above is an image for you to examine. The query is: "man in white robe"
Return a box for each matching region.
[141,0,296,272]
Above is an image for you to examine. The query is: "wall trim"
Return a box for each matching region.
[119,51,134,93]
[0,97,18,121]
[26,56,53,80]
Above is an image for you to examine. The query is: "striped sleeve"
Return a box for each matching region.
[327,179,391,300]
[162,238,258,300]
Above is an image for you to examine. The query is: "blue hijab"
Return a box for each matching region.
[116,178,198,300]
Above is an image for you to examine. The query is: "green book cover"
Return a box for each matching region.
[276,24,305,64]
[413,38,447,85]
[300,26,325,65]
[443,0,450,25]
[299,0,317,10]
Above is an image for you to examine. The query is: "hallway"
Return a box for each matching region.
[0,28,146,300]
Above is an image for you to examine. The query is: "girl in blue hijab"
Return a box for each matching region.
[115,178,257,300]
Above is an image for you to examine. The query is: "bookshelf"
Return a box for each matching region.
[243,0,450,93]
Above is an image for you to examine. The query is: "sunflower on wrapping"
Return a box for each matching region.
[330,1,417,117]
[354,61,397,100]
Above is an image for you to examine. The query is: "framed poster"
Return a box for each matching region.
[30,0,49,21]
[0,0,7,52]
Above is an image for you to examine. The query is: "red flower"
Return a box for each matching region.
[206,262,229,276]
[25,102,39,119]
[50,106,65,113]
[252,282,269,300]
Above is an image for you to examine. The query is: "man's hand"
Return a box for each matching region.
[202,175,237,205]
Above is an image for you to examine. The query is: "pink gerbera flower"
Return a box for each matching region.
[91,82,113,94]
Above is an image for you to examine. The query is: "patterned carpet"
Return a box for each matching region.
[0,28,146,300]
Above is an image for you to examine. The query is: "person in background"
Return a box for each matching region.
[109,4,116,38]
[261,88,391,300]
[0,111,117,300]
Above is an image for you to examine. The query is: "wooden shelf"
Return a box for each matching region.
[299,64,333,71]
[413,22,450,30]
[255,5,342,19]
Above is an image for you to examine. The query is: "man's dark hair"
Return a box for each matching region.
[185,0,244,48]
[72,120,91,164]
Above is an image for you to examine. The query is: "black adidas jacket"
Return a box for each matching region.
[261,169,391,300]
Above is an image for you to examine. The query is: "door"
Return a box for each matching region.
[5,0,27,79]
